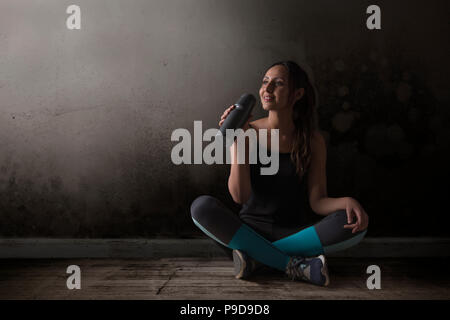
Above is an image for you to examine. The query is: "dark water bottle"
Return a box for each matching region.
[217,93,255,137]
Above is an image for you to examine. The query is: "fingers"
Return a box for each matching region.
[344,206,362,233]
[346,198,362,233]
[344,211,367,233]
[346,205,353,224]
[218,105,236,126]
[224,105,236,118]
[343,223,359,234]
[345,198,369,233]
[355,207,369,231]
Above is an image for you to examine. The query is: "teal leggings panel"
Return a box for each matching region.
[272,226,324,257]
[228,224,290,271]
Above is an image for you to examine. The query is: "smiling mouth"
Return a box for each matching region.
[264,96,274,102]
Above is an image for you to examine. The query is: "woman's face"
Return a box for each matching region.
[259,65,292,111]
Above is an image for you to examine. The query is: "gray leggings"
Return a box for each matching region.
[191,195,367,269]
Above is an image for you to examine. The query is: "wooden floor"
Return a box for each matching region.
[0,257,449,300]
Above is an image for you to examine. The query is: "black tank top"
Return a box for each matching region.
[239,142,312,228]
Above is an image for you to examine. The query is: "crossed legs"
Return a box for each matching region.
[190,195,367,272]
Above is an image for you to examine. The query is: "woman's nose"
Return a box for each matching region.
[265,82,275,93]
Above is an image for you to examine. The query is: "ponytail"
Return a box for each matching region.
[268,61,318,180]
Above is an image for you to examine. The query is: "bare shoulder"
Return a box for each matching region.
[249,117,269,130]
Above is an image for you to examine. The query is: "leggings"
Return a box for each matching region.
[190,195,367,272]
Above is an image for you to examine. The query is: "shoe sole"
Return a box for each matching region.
[233,250,247,279]
[318,255,330,287]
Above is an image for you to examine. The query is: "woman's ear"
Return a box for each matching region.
[294,88,305,103]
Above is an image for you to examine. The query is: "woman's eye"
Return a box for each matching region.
[262,80,283,86]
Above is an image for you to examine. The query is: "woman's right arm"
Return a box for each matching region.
[219,105,252,204]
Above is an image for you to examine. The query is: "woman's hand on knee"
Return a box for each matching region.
[343,197,369,233]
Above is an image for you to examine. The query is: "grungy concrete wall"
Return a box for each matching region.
[0,0,449,238]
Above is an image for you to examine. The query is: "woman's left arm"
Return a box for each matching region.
[307,131,369,233]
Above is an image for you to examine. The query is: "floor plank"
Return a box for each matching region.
[0,258,449,300]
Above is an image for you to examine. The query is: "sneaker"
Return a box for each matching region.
[285,254,330,286]
[232,249,259,279]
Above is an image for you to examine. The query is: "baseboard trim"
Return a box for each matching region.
[0,238,449,258]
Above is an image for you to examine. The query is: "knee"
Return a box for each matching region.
[331,209,369,234]
[326,209,349,226]
[190,195,216,223]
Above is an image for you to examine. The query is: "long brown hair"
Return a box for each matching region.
[268,61,318,180]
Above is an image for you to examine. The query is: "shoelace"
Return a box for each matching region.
[286,256,310,281]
